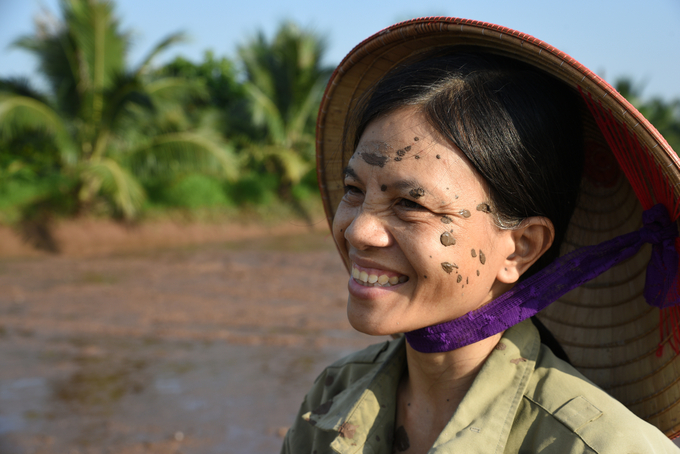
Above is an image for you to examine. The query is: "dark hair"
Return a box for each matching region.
[352,51,585,279]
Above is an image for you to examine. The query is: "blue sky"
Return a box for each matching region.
[1,0,679,99]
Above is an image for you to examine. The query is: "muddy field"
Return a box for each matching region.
[0,220,383,454]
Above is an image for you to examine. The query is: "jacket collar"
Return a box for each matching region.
[304,320,540,453]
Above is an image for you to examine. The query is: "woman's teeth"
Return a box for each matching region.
[352,266,408,287]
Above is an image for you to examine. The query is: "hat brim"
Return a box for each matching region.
[316,17,680,437]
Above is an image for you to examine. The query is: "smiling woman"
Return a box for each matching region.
[282,17,680,454]
[335,107,541,337]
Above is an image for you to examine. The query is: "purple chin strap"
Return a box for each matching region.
[404,203,680,354]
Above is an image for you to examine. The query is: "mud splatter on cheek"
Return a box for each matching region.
[476,270,480,276]
[479,250,486,265]
[459,209,471,218]
[441,216,453,224]
[394,157,402,162]
[476,203,492,213]
[471,249,477,258]
[441,262,458,274]
[380,184,387,192]
[436,154,441,159]
[409,187,425,199]
[456,275,462,283]
[414,155,420,159]
[414,137,419,141]
[440,232,456,246]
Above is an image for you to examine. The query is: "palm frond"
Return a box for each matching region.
[248,145,310,185]
[0,77,51,104]
[145,76,209,104]
[0,94,77,166]
[134,32,188,76]
[242,81,286,144]
[127,131,239,180]
[80,158,145,219]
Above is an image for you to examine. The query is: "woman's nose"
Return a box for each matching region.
[344,209,391,250]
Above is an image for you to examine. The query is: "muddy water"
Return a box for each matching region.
[0,231,382,453]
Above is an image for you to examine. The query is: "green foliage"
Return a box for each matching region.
[238,22,332,188]
[0,0,238,225]
[162,174,231,209]
[154,52,257,145]
[227,172,278,206]
[0,3,332,241]
[615,78,680,152]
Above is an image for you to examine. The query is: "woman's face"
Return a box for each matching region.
[333,107,518,336]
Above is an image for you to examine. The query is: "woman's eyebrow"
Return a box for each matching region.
[342,166,359,180]
[392,179,422,192]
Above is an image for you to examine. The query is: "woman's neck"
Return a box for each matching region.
[393,332,503,453]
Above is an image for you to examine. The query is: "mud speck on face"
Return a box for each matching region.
[380,184,387,192]
[459,209,471,218]
[466,277,468,285]
[471,249,476,258]
[479,250,486,265]
[436,154,441,159]
[394,157,402,162]
[441,262,457,274]
[476,203,492,213]
[414,137,419,141]
[396,149,406,157]
[441,216,453,224]
[476,270,480,276]
[393,426,410,451]
[404,146,411,151]
[360,152,388,168]
[414,155,420,159]
[456,275,462,283]
[440,232,456,247]
[409,188,425,199]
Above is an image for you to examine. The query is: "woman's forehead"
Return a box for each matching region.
[348,108,482,195]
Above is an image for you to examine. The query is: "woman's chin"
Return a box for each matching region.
[346,302,406,337]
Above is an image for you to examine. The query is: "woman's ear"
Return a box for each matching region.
[496,217,554,284]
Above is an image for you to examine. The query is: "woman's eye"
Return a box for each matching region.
[344,184,362,195]
[398,198,425,210]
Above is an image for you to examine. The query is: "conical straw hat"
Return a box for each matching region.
[315,17,680,438]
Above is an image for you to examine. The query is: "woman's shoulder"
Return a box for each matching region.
[515,343,679,453]
[281,338,404,454]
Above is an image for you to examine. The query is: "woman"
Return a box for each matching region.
[282,18,680,453]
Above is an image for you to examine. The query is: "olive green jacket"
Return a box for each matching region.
[281,319,679,453]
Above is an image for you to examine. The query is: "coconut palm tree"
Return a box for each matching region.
[0,0,237,225]
[238,22,332,201]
